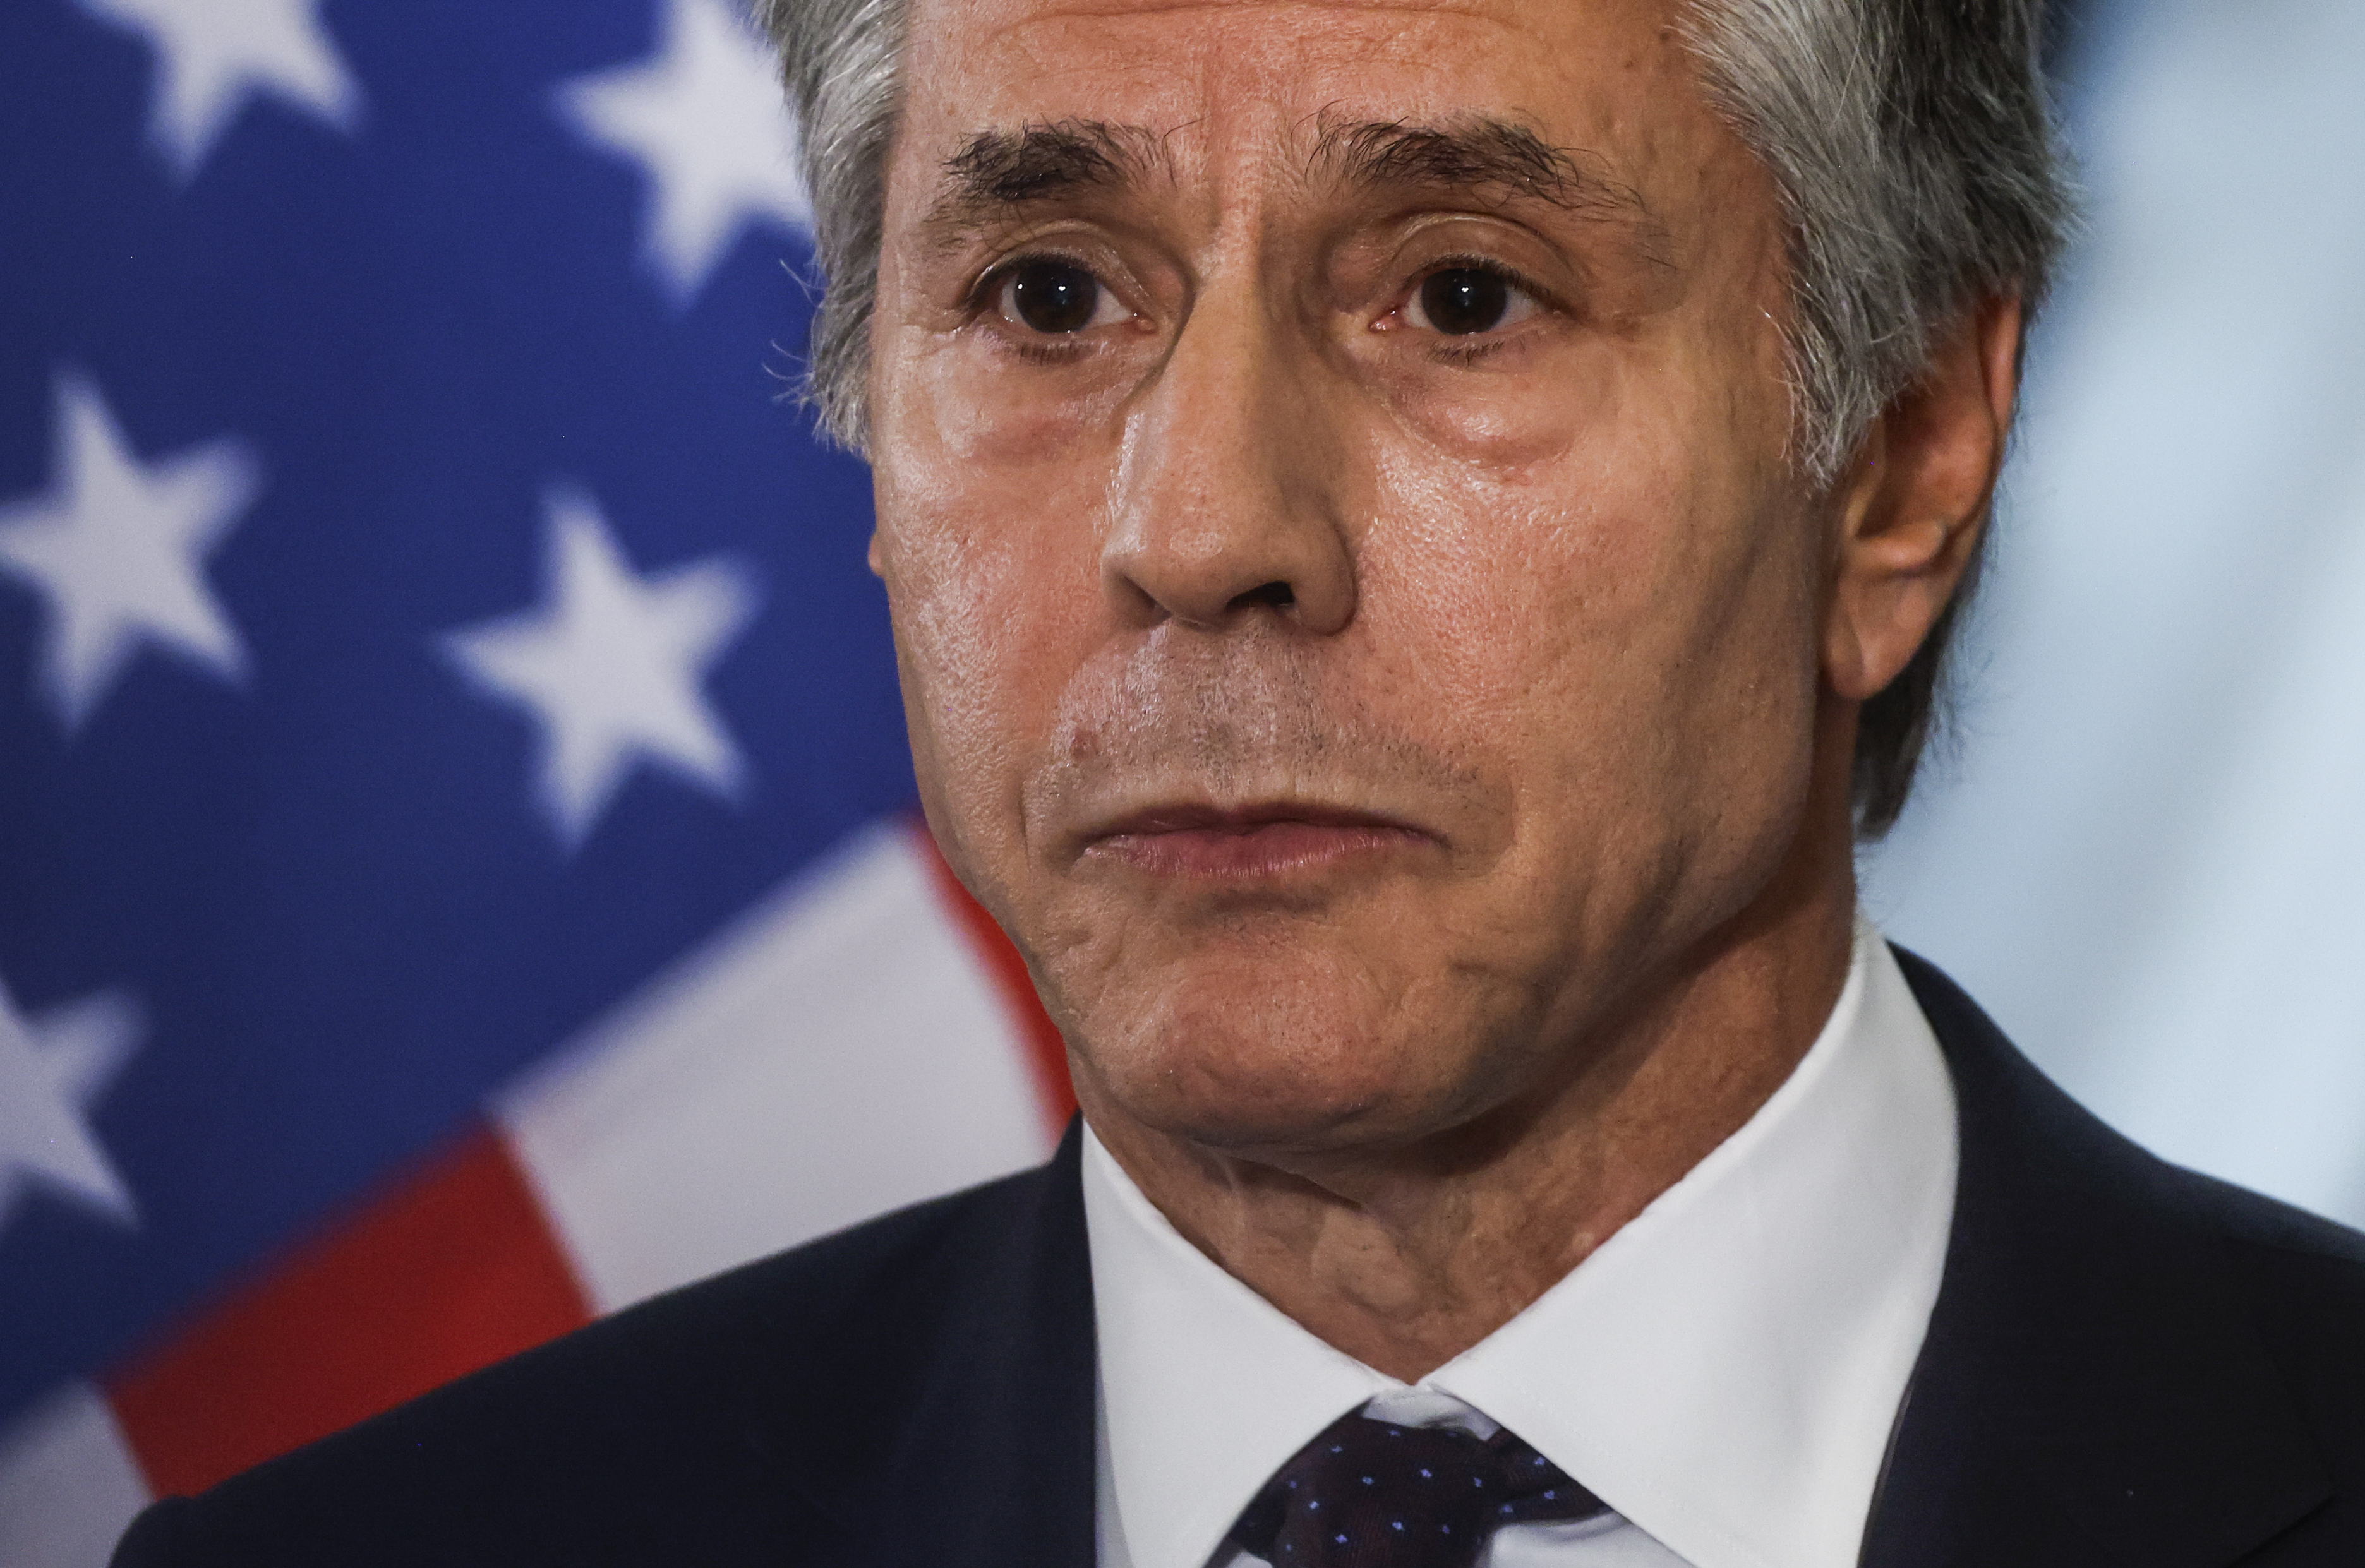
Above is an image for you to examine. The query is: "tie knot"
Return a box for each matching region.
[1226,1408,1605,1568]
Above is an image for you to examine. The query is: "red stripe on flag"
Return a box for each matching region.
[911,818,1080,1135]
[106,1123,592,1499]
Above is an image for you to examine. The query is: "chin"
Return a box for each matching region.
[1069,961,1488,1154]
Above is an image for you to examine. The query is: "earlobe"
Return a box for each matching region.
[868,530,886,580]
[1823,514,1965,700]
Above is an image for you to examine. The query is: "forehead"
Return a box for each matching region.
[897,0,1720,188]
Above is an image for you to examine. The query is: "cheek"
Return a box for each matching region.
[1357,384,1818,810]
[885,317,1146,471]
[1357,323,1797,679]
[1368,337,1613,474]
[1355,419,1674,715]
[870,421,1127,901]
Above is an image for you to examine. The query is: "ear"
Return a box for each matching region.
[1822,294,2024,702]
[868,528,886,579]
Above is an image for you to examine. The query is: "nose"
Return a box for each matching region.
[1100,280,1357,635]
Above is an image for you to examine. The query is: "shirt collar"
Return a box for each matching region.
[1083,924,1959,1568]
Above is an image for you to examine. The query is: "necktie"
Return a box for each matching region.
[1224,1407,1609,1567]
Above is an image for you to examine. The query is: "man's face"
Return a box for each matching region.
[869,0,1831,1154]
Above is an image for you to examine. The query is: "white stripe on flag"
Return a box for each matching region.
[496,818,1052,1314]
[0,1382,150,1568]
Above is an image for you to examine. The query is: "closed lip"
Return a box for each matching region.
[1080,799,1436,846]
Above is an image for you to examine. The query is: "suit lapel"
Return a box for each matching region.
[766,1122,1099,1568]
[1863,951,2328,1568]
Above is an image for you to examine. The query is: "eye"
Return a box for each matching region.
[1403,266,1539,337]
[994,259,1128,335]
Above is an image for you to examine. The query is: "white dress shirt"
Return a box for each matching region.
[1085,921,1959,1568]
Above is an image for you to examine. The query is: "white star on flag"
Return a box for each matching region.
[442,488,762,851]
[0,371,259,733]
[556,0,811,306]
[73,0,362,181]
[0,983,143,1237]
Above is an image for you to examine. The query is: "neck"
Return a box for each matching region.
[1078,746,1862,1383]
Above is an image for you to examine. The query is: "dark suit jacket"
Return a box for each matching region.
[112,952,2365,1566]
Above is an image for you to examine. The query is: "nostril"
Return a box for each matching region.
[1231,580,1296,611]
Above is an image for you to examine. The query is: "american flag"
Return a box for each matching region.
[0,1,1070,1560]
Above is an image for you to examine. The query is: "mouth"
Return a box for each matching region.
[1080,801,1436,880]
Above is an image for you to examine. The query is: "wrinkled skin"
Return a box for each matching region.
[865,0,2018,1377]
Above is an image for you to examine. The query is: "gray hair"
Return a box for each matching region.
[756,0,2073,835]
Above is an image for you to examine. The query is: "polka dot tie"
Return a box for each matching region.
[1223,1408,1608,1567]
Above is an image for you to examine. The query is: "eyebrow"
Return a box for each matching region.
[1311,114,1634,218]
[921,113,1651,236]
[925,120,1165,232]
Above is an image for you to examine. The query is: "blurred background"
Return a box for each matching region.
[1,0,2359,1560]
[1868,0,2365,1246]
